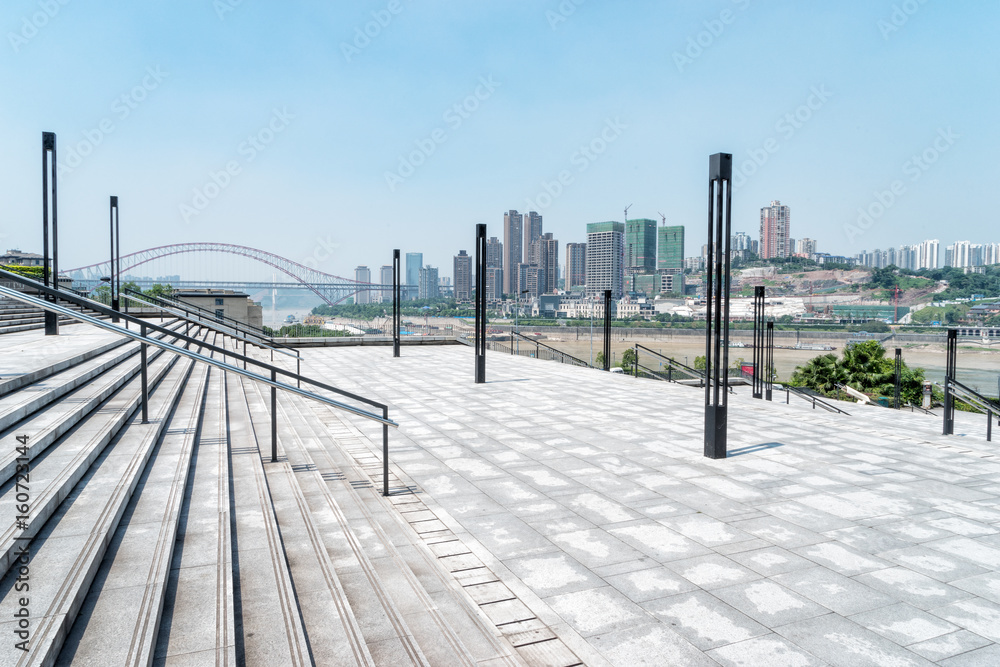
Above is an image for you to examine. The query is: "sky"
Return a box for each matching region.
[1,0,997,281]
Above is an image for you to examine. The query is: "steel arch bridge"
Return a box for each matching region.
[65,242,381,306]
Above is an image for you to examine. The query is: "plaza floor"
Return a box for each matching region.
[304,344,1000,666]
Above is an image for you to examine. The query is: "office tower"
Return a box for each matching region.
[453,250,472,302]
[541,233,558,294]
[485,268,503,302]
[405,252,422,300]
[354,266,371,305]
[418,266,439,299]
[503,210,523,294]
[486,236,503,269]
[625,219,657,275]
[566,243,586,290]
[523,211,543,265]
[759,201,791,259]
[798,238,817,256]
[524,265,545,298]
[586,221,625,298]
[379,265,393,302]
[657,226,685,273]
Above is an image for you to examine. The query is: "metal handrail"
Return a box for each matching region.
[510,331,592,368]
[122,288,299,361]
[140,288,276,339]
[944,379,1000,415]
[777,383,852,415]
[635,344,705,378]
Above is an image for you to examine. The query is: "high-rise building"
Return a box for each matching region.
[523,211,543,265]
[486,237,503,268]
[354,266,371,304]
[485,268,503,302]
[657,226,685,273]
[503,210,523,295]
[379,265,393,303]
[798,238,817,256]
[586,221,625,298]
[418,266,439,299]
[565,243,586,291]
[405,252,422,300]
[540,233,559,294]
[919,240,940,270]
[453,250,472,302]
[759,201,791,259]
[625,219,657,275]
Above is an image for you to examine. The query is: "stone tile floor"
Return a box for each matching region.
[306,345,1000,666]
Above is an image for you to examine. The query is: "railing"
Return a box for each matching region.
[775,383,852,415]
[0,269,401,495]
[942,378,1000,441]
[633,344,736,393]
[510,331,591,368]
[122,288,302,378]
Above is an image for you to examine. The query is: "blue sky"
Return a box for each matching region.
[1,0,996,280]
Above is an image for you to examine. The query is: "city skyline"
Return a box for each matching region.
[2,3,996,280]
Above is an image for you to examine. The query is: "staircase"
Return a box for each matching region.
[0,320,528,666]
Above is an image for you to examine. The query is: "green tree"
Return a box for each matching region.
[693,355,706,370]
[595,351,606,368]
[620,348,637,371]
[790,353,846,394]
[841,340,895,392]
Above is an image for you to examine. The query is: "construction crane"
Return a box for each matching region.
[658,212,666,225]
[624,203,632,223]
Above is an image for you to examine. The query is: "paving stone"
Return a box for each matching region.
[588,622,716,666]
[849,602,959,645]
[907,630,993,661]
[503,552,604,599]
[607,522,712,562]
[771,567,895,615]
[879,546,990,582]
[659,513,755,547]
[707,633,828,667]
[663,553,762,590]
[603,566,698,603]
[728,546,817,577]
[547,528,645,569]
[937,642,1000,666]
[730,516,827,548]
[643,590,769,651]
[774,614,936,666]
[547,586,649,638]
[929,598,1000,642]
[792,540,893,576]
[712,579,828,627]
[855,567,973,610]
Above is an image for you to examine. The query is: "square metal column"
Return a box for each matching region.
[603,289,612,371]
[894,348,902,409]
[475,224,487,383]
[392,249,401,357]
[110,196,121,323]
[752,286,765,399]
[42,132,59,335]
[765,320,774,401]
[704,153,733,459]
[943,329,957,435]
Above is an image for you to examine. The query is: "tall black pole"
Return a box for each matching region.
[752,286,764,399]
[894,348,902,409]
[943,329,957,435]
[475,224,487,383]
[765,320,774,401]
[110,196,120,323]
[603,289,611,371]
[392,249,401,357]
[42,132,59,335]
[704,153,733,459]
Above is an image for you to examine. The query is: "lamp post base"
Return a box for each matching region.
[704,405,728,459]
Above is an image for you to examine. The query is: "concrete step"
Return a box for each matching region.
[0,327,193,576]
[55,329,213,666]
[0,330,135,399]
[211,335,311,666]
[0,323,188,493]
[235,371,375,667]
[153,334,237,664]
[0,340,193,666]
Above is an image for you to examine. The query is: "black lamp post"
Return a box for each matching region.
[110,196,121,323]
[474,224,487,383]
[704,153,733,459]
[42,132,59,335]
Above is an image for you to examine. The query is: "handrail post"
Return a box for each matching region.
[944,329,957,435]
[271,369,278,462]
[633,343,637,377]
[297,353,301,388]
[988,409,993,442]
[383,406,390,496]
[140,323,149,423]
